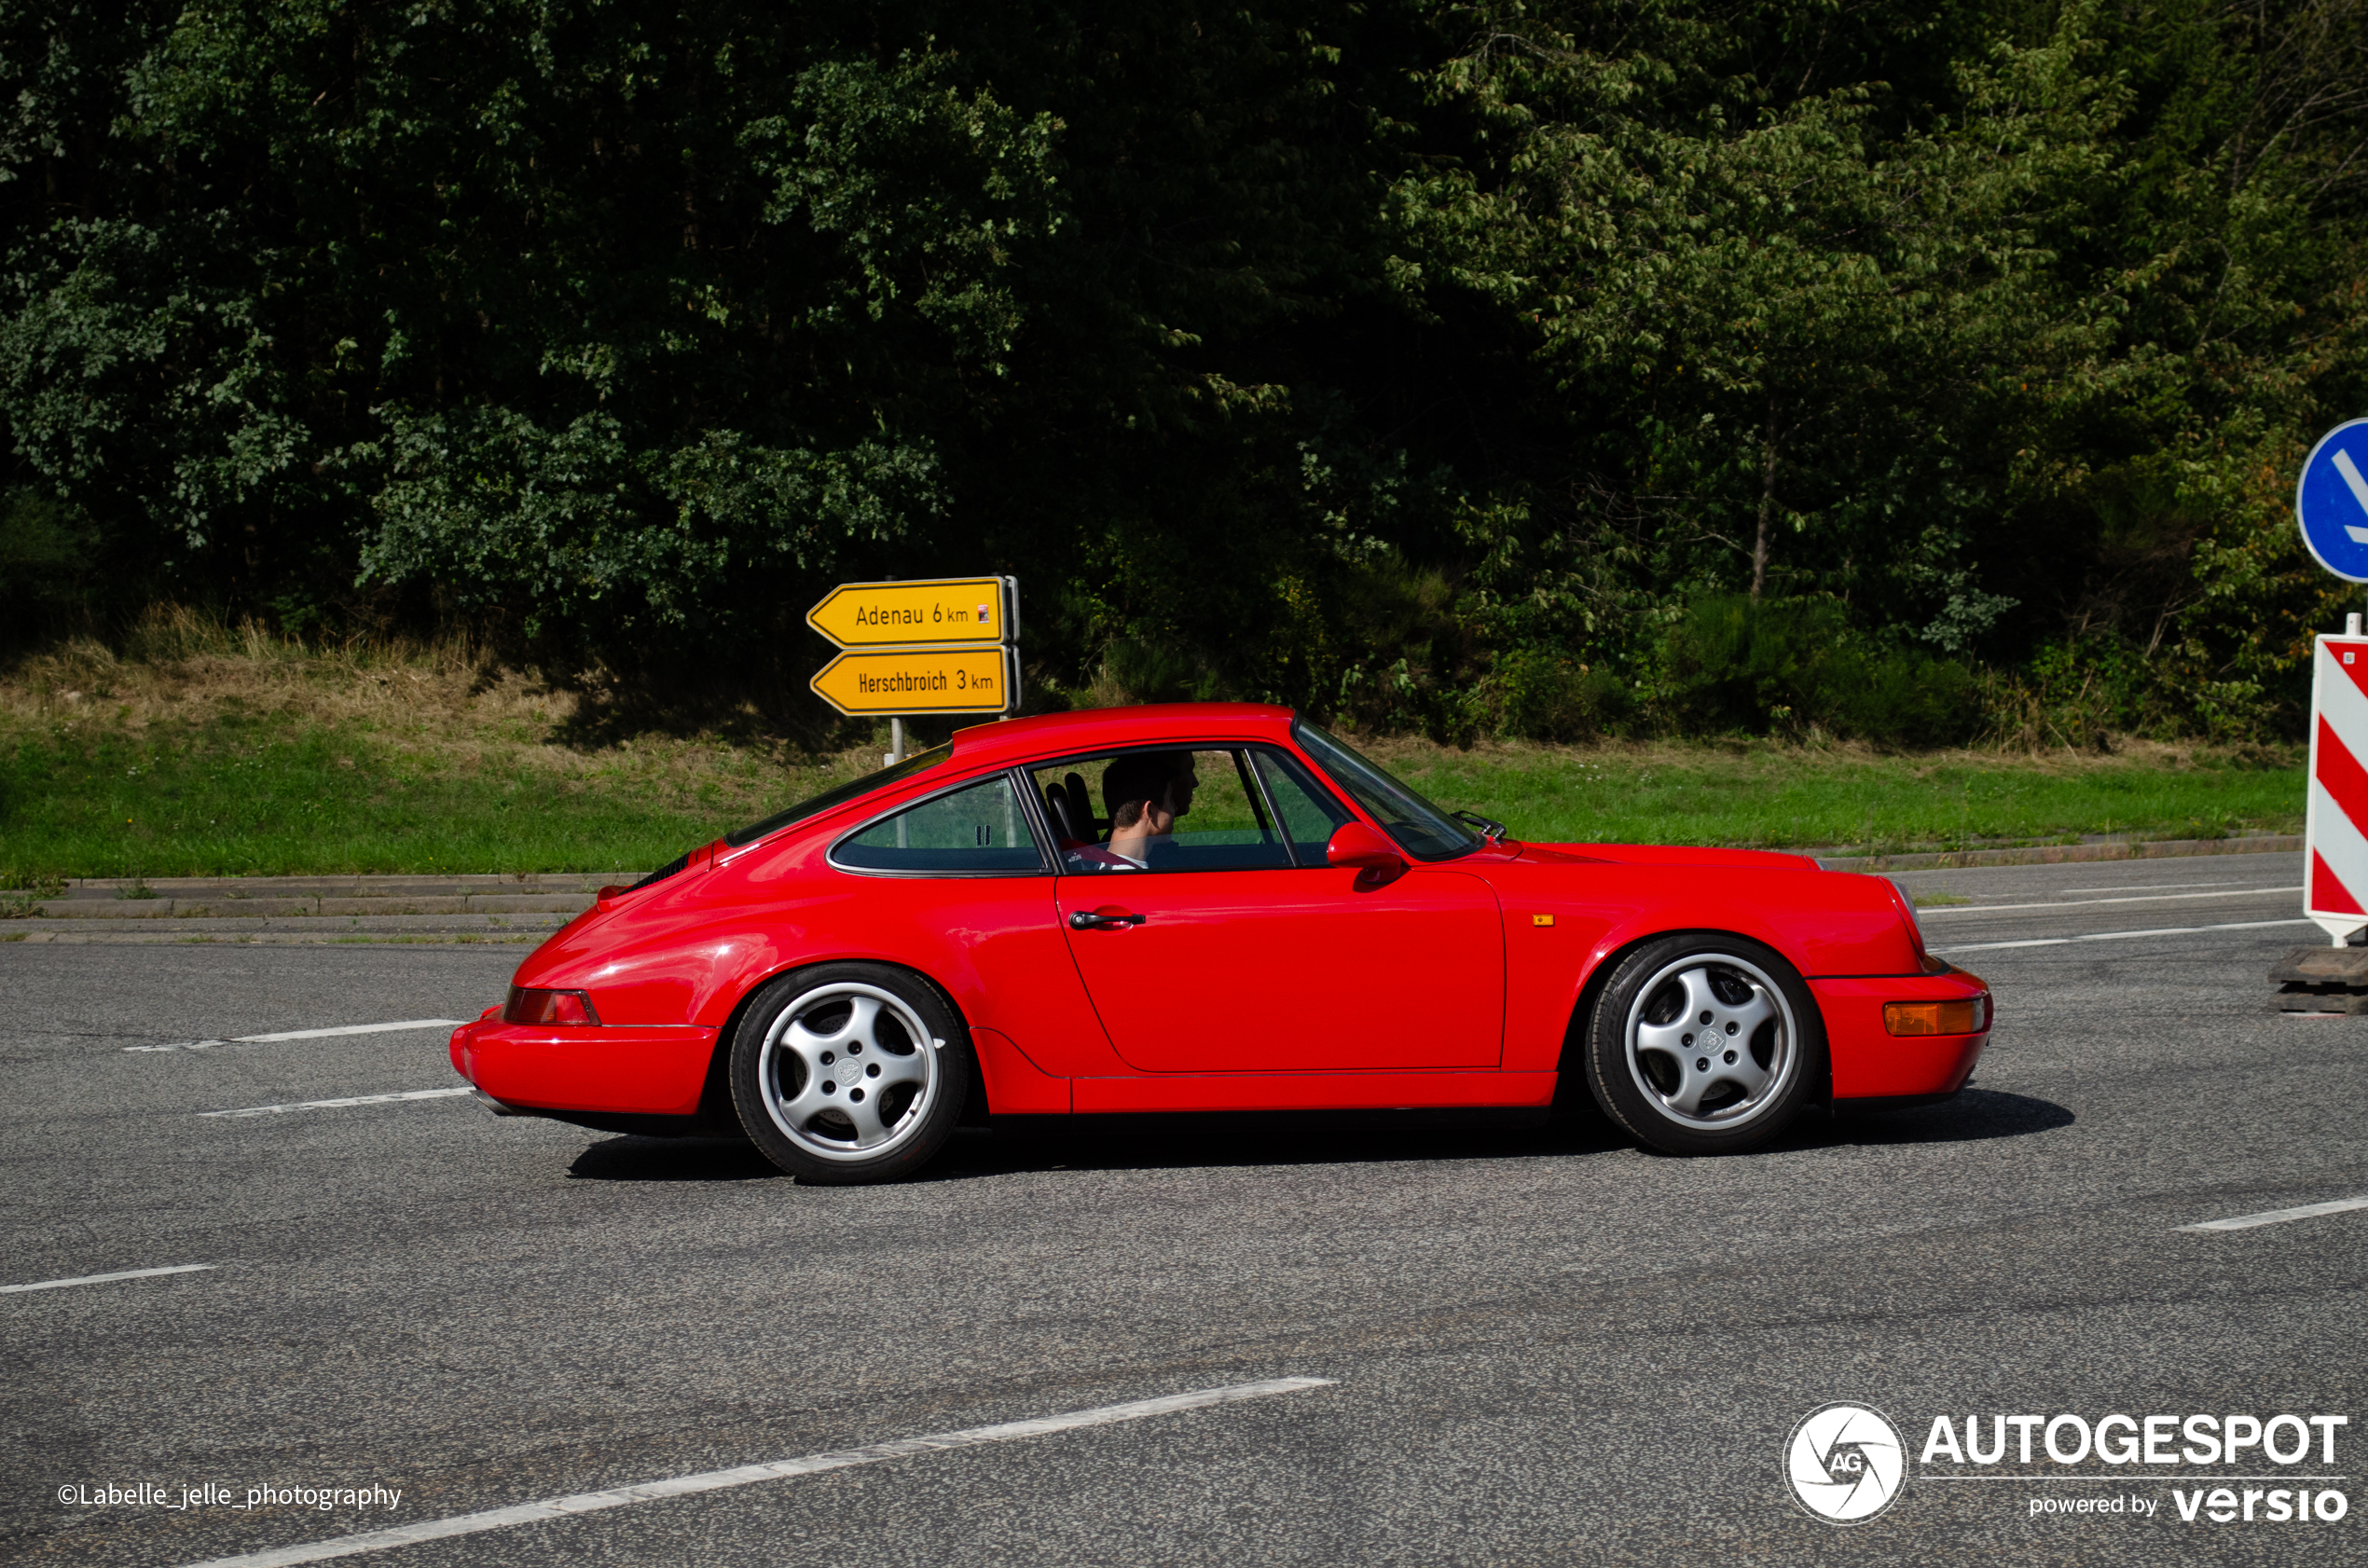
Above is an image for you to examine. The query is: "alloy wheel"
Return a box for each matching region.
[757,983,938,1162]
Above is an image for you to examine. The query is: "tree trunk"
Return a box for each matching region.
[1751,399,1777,600]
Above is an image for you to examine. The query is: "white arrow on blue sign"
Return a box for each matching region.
[2297,418,2368,583]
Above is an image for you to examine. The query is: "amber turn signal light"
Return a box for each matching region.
[503,987,601,1025]
[1882,996,1989,1036]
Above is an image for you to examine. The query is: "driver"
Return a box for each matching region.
[1089,750,1198,869]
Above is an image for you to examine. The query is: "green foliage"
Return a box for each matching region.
[1657,596,1979,747]
[1982,634,2153,750]
[0,488,97,636]
[1495,649,1634,743]
[0,1,2361,740]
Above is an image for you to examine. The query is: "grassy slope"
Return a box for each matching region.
[1368,737,2302,854]
[0,629,873,882]
[0,628,2305,882]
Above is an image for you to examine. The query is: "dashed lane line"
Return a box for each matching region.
[0,1264,215,1296]
[200,1087,475,1119]
[1930,917,2315,955]
[174,1377,1338,1568]
[2057,879,2287,894]
[2181,1196,2368,1232]
[1920,885,2299,916]
[130,1019,465,1052]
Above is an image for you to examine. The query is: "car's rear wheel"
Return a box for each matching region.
[1584,934,1824,1155]
[729,963,970,1184]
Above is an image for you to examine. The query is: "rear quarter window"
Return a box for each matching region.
[831,775,1043,874]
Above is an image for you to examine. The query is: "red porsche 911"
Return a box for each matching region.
[450,704,1989,1182]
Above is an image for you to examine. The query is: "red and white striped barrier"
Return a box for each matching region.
[2306,631,2368,942]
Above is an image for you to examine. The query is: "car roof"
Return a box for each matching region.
[948,703,1298,769]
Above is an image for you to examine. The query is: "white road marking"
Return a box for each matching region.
[200,1088,475,1119]
[2057,880,2281,894]
[131,1020,465,1052]
[1921,886,2299,915]
[2181,1196,2368,1232]
[173,1377,1336,1568]
[1931,917,2316,954]
[0,1263,215,1296]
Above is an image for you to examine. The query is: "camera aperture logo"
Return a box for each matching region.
[1787,1402,1906,1524]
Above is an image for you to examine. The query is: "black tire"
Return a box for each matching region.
[729,962,971,1184]
[1583,933,1826,1156]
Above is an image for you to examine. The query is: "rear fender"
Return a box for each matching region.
[693,957,997,1126]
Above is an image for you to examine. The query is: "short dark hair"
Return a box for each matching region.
[1102,750,1192,831]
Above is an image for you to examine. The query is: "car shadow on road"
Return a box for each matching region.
[567,1136,785,1182]
[925,1109,1634,1181]
[560,1110,1630,1184]
[1786,1088,2075,1151]
[559,1091,2072,1183]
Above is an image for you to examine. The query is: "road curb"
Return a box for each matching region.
[1816,833,2302,873]
[2,929,544,946]
[48,873,638,895]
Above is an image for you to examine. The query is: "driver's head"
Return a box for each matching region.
[1103,750,1196,833]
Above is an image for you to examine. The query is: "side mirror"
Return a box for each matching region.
[1325,821,1406,872]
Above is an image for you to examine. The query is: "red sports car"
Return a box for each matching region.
[450,704,1989,1182]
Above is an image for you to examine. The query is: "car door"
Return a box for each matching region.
[824,770,1122,1080]
[1041,745,1504,1073]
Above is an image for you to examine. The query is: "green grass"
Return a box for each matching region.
[0,622,2305,880]
[0,719,870,882]
[1367,738,2302,858]
[0,715,2304,882]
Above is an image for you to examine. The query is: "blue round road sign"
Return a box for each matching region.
[2298,419,2368,583]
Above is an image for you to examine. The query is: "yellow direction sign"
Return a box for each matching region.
[806,576,1011,648]
[810,645,1016,716]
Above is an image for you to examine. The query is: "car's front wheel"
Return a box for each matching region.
[729,963,970,1184]
[1583,934,1824,1155]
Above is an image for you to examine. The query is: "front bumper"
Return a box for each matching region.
[1811,970,1990,1100]
[449,1018,721,1117]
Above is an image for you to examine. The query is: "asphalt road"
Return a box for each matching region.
[4,850,2361,1566]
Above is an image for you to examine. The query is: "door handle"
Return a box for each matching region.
[1068,907,1147,930]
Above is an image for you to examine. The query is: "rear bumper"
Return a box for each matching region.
[1811,970,1989,1100]
[449,1019,720,1117]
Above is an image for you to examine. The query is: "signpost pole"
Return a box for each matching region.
[885,576,902,769]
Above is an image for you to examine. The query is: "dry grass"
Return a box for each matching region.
[0,606,882,820]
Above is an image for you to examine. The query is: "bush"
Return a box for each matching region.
[1830,648,1980,748]
[1657,595,1978,746]
[1496,649,1634,741]
[0,490,100,648]
[1982,636,2152,750]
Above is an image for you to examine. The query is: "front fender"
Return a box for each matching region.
[1493,865,1920,1074]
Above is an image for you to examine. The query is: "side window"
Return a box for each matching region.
[1029,748,1291,873]
[833,775,1043,874]
[1251,748,1355,860]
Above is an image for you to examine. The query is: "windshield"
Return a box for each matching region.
[1290,720,1480,861]
[723,745,953,847]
